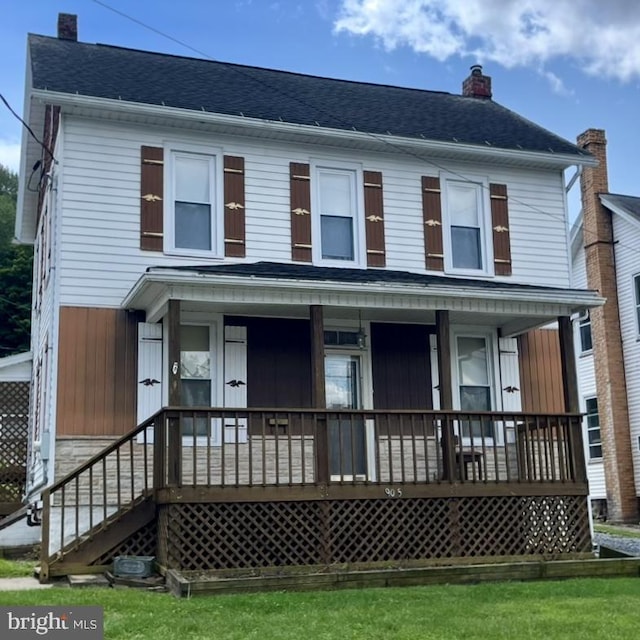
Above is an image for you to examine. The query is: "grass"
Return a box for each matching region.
[0,558,36,578]
[594,523,640,539]
[1,578,640,639]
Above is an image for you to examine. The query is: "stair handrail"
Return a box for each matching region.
[40,409,164,581]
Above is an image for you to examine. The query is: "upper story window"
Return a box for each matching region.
[164,145,222,257]
[634,274,640,336]
[442,177,491,275]
[585,396,602,460]
[579,311,593,353]
[312,164,364,267]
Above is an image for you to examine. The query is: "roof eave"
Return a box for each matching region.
[123,269,605,324]
[31,89,596,170]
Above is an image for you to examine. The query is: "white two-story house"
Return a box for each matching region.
[16,14,603,584]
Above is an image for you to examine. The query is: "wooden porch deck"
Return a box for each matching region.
[39,408,591,581]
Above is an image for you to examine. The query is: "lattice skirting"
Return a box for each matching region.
[158,495,591,572]
[0,381,29,503]
[91,520,158,567]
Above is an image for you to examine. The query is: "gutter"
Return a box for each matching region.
[123,269,606,311]
[30,89,598,170]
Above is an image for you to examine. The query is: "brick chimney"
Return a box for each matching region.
[57,13,78,41]
[462,65,492,99]
[578,128,638,522]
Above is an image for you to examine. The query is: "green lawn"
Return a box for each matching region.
[0,578,639,639]
[0,558,36,578]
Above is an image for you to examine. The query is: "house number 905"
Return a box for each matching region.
[384,487,403,498]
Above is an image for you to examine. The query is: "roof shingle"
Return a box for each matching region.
[29,34,588,158]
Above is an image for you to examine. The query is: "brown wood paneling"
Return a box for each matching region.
[227,316,312,409]
[422,176,444,271]
[363,171,386,267]
[371,323,432,409]
[518,329,564,413]
[290,163,312,262]
[490,183,512,276]
[223,156,246,257]
[57,307,138,436]
[140,146,164,251]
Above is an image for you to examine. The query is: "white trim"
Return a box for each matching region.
[28,90,597,169]
[599,195,640,231]
[441,172,493,277]
[450,326,501,445]
[310,160,366,268]
[163,141,224,258]
[633,272,640,338]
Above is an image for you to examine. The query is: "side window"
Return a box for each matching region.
[455,335,493,440]
[634,275,640,335]
[585,397,602,460]
[180,324,213,437]
[169,152,217,253]
[443,177,490,274]
[579,311,593,353]
[313,165,362,266]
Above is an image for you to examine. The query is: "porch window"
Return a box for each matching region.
[167,148,218,255]
[445,180,488,272]
[180,325,212,437]
[314,165,362,266]
[456,336,493,439]
[585,397,602,460]
[578,311,592,353]
[635,274,640,336]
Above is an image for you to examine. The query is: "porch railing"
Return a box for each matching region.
[40,407,585,578]
[155,408,586,488]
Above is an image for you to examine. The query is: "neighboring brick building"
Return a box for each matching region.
[572,129,640,523]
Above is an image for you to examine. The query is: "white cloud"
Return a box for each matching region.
[0,140,20,173]
[334,0,640,83]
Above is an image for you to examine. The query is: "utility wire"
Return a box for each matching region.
[0,93,56,164]
[90,0,640,265]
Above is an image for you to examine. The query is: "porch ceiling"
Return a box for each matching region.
[122,262,604,337]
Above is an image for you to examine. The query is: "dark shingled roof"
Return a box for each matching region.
[601,193,640,223]
[149,261,585,293]
[29,34,589,158]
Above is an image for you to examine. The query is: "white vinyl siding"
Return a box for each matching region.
[57,117,573,307]
[612,214,640,493]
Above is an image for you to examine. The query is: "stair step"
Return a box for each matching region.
[67,574,110,588]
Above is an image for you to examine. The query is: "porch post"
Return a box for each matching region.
[167,299,182,487]
[558,315,587,481]
[310,305,328,484]
[436,310,456,481]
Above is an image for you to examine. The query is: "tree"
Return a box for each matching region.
[0,164,32,356]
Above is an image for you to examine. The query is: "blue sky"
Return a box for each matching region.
[1,0,639,219]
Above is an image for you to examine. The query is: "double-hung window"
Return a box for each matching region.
[167,146,219,255]
[443,177,490,274]
[585,397,602,460]
[314,165,362,266]
[579,311,593,353]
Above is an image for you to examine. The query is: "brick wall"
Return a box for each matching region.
[578,129,638,522]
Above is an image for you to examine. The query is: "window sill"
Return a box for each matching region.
[579,350,594,358]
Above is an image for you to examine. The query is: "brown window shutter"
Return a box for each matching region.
[224,156,246,258]
[140,146,164,252]
[422,176,444,271]
[490,183,512,276]
[290,162,312,262]
[363,170,386,267]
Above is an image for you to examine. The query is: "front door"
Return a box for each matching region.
[325,353,366,478]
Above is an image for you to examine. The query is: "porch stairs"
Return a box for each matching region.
[40,414,158,581]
